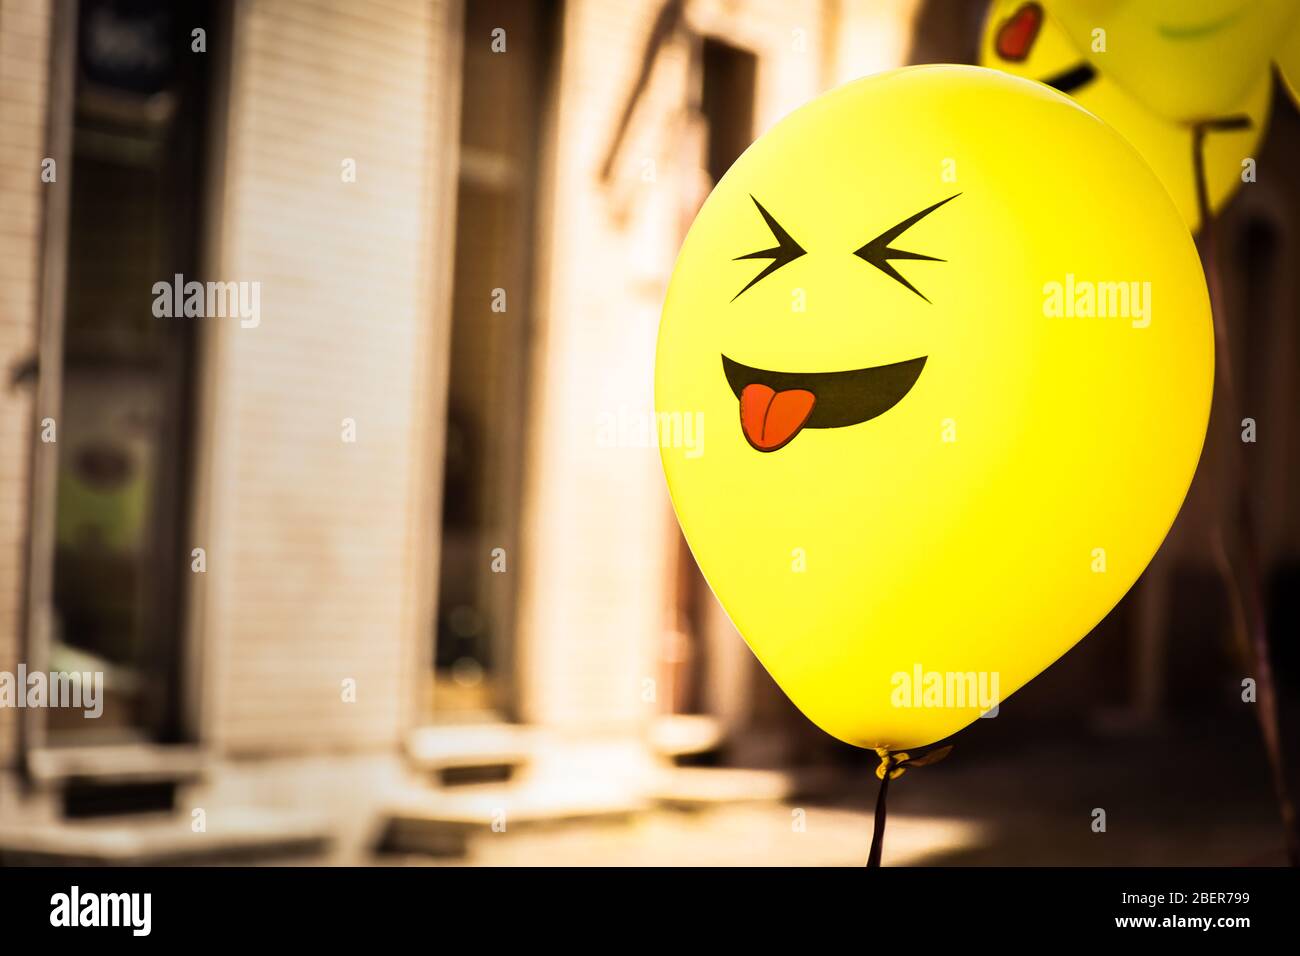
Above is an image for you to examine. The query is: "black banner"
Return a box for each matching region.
[1,865,1295,942]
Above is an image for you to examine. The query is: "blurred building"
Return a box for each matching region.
[1,0,1297,865]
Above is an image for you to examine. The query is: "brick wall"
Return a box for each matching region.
[0,0,52,766]
[200,0,454,754]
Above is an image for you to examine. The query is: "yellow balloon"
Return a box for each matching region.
[656,66,1213,751]
[979,0,1269,232]
[1044,0,1298,122]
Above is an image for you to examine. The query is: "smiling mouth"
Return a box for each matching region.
[722,354,927,452]
[1156,7,1244,40]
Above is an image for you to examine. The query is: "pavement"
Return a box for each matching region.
[3,716,1292,867]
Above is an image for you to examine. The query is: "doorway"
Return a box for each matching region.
[432,0,560,718]
[41,0,218,747]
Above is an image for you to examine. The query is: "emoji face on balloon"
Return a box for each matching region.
[980,0,1270,231]
[1044,0,1299,122]
[657,66,1213,751]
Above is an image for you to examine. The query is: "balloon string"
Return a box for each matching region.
[1192,121,1300,867]
[866,749,895,868]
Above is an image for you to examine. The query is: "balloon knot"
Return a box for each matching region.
[875,743,953,779]
[875,748,907,780]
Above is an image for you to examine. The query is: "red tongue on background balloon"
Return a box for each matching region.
[996,2,1042,61]
[739,383,816,452]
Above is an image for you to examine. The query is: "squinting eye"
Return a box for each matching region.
[732,195,806,301]
[853,193,960,303]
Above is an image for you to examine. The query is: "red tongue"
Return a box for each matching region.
[739,383,816,452]
[995,2,1042,61]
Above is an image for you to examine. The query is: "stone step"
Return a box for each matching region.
[405,724,531,784]
[0,808,332,866]
[26,744,208,787]
[379,781,649,857]
[651,766,795,809]
[647,714,725,759]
